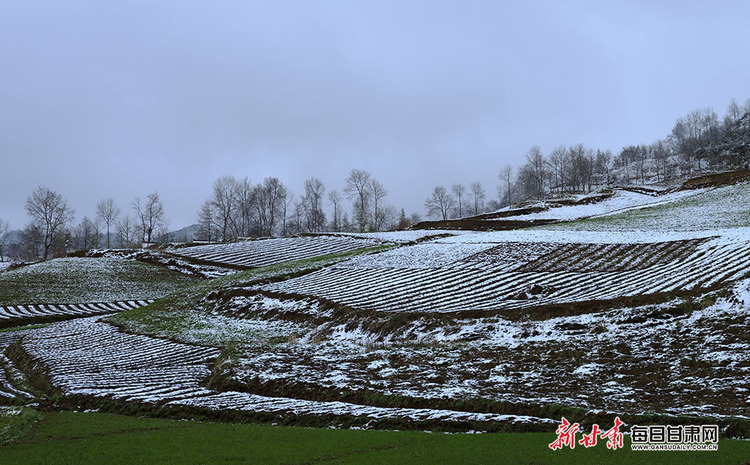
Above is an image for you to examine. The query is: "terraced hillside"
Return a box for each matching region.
[0,256,197,328]
[2,180,750,439]
[0,257,197,306]
[258,234,750,314]
[167,235,383,269]
[0,300,153,328]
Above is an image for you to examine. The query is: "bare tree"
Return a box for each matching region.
[25,186,75,260]
[328,190,343,232]
[75,216,100,250]
[234,177,254,237]
[367,179,387,231]
[451,184,466,218]
[498,165,513,206]
[211,176,239,240]
[344,169,371,232]
[518,147,547,200]
[115,215,137,248]
[0,218,9,262]
[293,199,305,235]
[425,186,455,220]
[470,181,485,215]
[303,178,326,232]
[281,193,294,237]
[547,146,567,195]
[725,98,743,127]
[132,192,167,245]
[20,223,44,260]
[253,177,287,236]
[341,212,352,232]
[594,149,613,186]
[197,201,216,241]
[95,198,120,249]
[380,205,398,231]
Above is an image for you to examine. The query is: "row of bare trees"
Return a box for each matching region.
[432,97,750,218]
[1,187,168,261]
[195,169,401,242]
[424,182,487,221]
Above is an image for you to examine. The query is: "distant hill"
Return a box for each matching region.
[167,224,200,243]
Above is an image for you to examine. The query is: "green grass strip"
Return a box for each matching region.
[2,411,749,465]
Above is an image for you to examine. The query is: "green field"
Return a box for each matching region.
[1,411,748,465]
[0,257,199,305]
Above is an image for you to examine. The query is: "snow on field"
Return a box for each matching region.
[93,249,238,278]
[1,327,38,401]
[16,317,555,427]
[3,181,748,427]
[168,235,383,268]
[0,257,195,305]
[260,234,750,314]
[439,226,750,245]
[501,188,707,222]
[120,304,310,348]
[0,300,152,326]
[228,280,750,418]
[547,182,750,232]
[336,230,468,243]
[337,241,496,269]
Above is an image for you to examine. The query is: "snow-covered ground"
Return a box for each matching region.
[0,300,152,325]
[494,188,707,222]
[168,235,383,269]
[547,182,750,232]
[336,230,469,243]
[2,181,749,429]
[12,317,556,428]
[228,279,750,418]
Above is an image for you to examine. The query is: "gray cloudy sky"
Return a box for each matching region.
[1,0,749,229]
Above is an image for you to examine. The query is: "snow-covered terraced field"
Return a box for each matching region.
[546,182,750,232]
[0,257,197,305]
[169,235,383,268]
[0,330,35,402]
[230,280,750,417]
[259,236,750,313]
[490,188,706,223]
[17,317,555,427]
[0,300,153,325]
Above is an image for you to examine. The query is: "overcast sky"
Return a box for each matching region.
[1,0,749,230]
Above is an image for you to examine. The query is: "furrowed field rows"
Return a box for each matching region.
[169,235,381,268]
[1,330,34,401]
[18,318,556,427]
[0,300,153,324]
[260,239,750,313]
[0,355,33,402]
[23,318,220,403]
